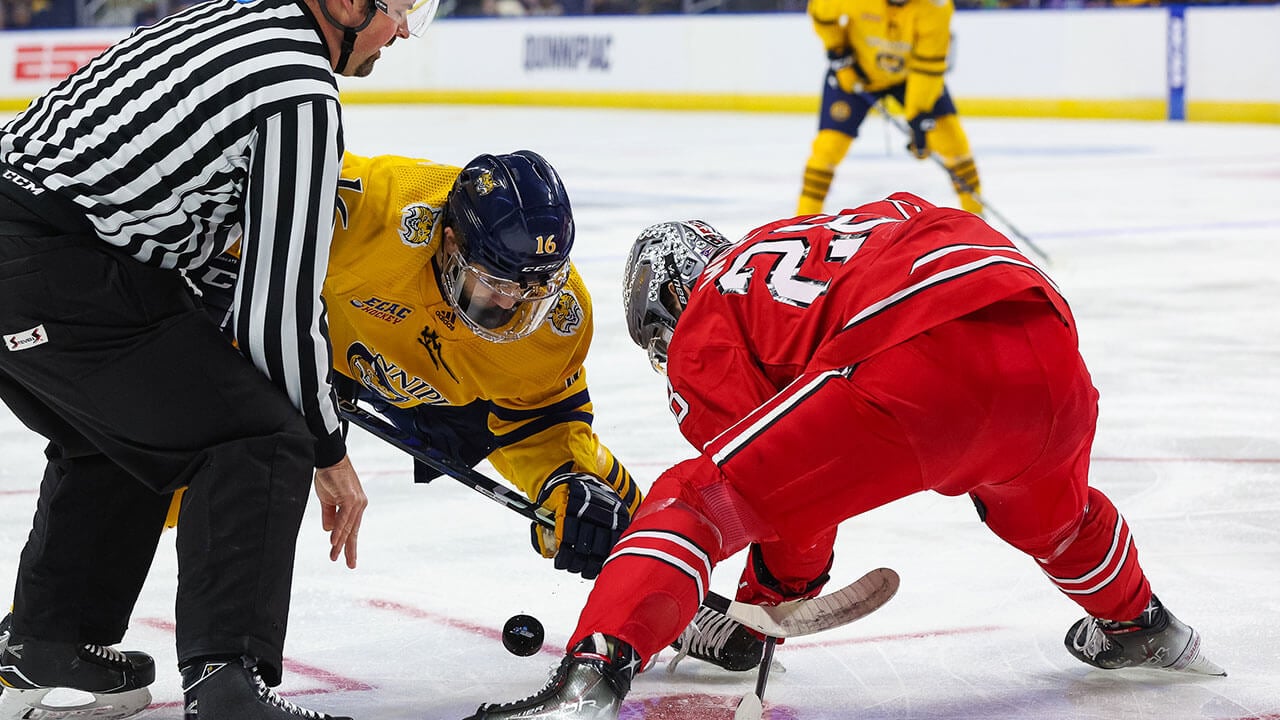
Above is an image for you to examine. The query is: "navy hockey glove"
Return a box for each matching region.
[531,472,630,580]
[907,114,936,160]
[826,48,860,94]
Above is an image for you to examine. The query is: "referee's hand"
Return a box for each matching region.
[315,455,368,569]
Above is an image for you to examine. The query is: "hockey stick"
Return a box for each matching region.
[867,98,1052,265]
[339,399,900,639]
[732,635,778,720]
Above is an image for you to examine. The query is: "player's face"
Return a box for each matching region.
[438,228,567,342]
[456,268,520,329]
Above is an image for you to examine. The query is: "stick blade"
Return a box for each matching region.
[727,567,899,638]
[733,691,763,720]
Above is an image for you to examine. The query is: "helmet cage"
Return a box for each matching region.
[441,150,574,342]
[438,239,569,343]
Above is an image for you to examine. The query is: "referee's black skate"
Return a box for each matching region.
[1064,595,1225,676]
[0,613,155,720]
[463,633,640,720]
[181,656,352,720]
[667,606,764,672]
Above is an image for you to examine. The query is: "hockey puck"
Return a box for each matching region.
[502,614,545,657]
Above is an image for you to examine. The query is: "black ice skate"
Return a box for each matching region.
[667,606,764,673]
[1064,595,1225,676]
[464,633,641,720]
[0,613,155,720]
[180,656,352,720]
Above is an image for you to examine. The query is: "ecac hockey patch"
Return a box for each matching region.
[5,325,48,351]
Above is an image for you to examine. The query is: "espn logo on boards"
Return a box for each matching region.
[14,44,109,82]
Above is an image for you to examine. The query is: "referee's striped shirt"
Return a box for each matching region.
[0,0,348,465]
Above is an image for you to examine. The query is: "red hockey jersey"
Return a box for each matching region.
[666,193,1070,451]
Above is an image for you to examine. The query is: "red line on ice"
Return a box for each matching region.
[787,624,1005,649]
[363,598,563,657]
[134,616,373,701]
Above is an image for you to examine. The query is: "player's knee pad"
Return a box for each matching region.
[641,457,772,561]
[928,115,974,160]
[926,115,983,212]
[799,130,855,214]
[809,129,853,169]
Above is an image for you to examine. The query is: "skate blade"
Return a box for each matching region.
[1167,630,1226,677]
[1171,650,1226,677]
[0,686,152,720]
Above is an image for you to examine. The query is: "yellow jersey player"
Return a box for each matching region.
[799,0,983,216]
[199,150,641,580]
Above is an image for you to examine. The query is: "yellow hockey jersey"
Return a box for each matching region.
[324,152,638,509]
[809,0,952,120]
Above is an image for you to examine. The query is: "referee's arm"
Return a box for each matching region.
[233,95,347,468]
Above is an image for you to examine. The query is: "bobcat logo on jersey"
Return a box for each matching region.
[399,203,439,247]
[346,342,445,405]
[548,291,583,337]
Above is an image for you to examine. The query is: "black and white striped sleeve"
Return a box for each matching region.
[233,96,346,467]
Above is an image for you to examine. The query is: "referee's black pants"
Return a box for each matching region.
[0,227,314,686]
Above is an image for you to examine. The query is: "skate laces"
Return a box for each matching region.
[1070,619,1115,660]
[251,669,330,720]
[1072,598,1165,661]
[668,608,743,672]
[82,643,128,665]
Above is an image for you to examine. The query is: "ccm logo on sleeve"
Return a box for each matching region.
[5,325,48,351]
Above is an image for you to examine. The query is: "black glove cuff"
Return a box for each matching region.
[909,114,938,132]
[826,48,854,72]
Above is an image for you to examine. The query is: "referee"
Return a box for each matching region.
[0,0,430,717]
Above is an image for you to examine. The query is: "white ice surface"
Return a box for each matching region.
[1,105,1278,720]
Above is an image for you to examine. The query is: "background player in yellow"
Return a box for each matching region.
[799,0,983,216]
[200,150,640,580]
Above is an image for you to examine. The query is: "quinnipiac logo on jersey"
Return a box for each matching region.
[548,291,582,337]
[346,342,445,406]
[399,203,439,247]
[349,296,413,324]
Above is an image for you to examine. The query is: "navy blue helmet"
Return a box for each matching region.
[447,150,574,286]
[440,151,575,342]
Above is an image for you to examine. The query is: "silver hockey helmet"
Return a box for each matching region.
[622,220,732,374]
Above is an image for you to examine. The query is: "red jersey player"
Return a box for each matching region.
[462,194,1224,720]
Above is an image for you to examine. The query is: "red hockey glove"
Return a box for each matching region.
[531,472,630,579]
[734,543,833,642]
